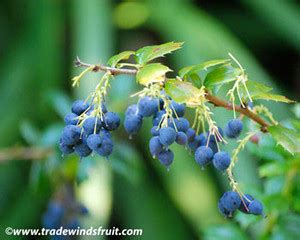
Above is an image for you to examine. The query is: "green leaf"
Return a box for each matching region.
[135,41,183,64]
[165,79,200,104]
[107,51,135,67]
[204,65,241,88]
[252,92,295,103]
[189,73,202,88]
[136,63,171,86]
[179,59,230,77]
[246,81,273,94]
[268,125,300,154]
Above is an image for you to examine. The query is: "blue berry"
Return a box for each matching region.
[195,146,213,167]
[151,126,159,136]
[248,199,263,215]
[124,114,143,135]
[225,119,243,138]
[96,135,113,157]
[59,138,74,154]
[176,132,188,145]
[149,136,163,157]
[61,125,81,145]
[71,100,89,115]
[218,200,231,217]
[125,104,139,116]
[188,134,206,151]
[64,113,79,125]
[74,139,92,157]
[87,134,102,150]
[138,96,159,117]
[83,117,102,135]
[153,110,165,126]
[239,194,254,214]
[103,112,120,131]
[79,205,89,215]
[170,100,185,117]
[171,118,190,132]
[43,202,64,229]
[159,127,177,146]
[213,151,231,171]
[186,128,196,142]
[220,191,241,212]
[157,149,174,168]
[208,141,218,153]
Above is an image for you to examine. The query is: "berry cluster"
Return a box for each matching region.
[190,119,243,171]
[43,200,88,236]
[218,191,264,217]
[124,96,188,169]
[59,100,120,158]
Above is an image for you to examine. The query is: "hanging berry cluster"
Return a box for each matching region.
[59,42,297,218]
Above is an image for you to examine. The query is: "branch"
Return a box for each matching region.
[75,57,137,75]
[0,147,53,163]
[75,58,270,131]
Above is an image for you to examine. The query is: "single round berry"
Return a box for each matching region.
[87,134,102,150]
[159,127,177,146]
[124,115,143,135]
[225,119,243,138]
[218,199,231,218]
[157,149,174,168]
[64,113,79,125]
[170,100,185,117]
[220,191,241,212]
[103,112,120,131]
[151,126,160,136]
[74,139,92,157]
[59,138,74,154]
[248,199,263,215]
[126,104,139,116]
[186,128,196,142]
[171,117,190,132]
[96,135,113,157]
[208,141,218,154]
[61,125,81,145]
[213,151,231,171]
[71,100,89,115]
[239,194,254,214]
[176,132,188,145]
[195,146,213,167]
[83,117,102,135]
[138,96,159,117]
[149,136,163,157]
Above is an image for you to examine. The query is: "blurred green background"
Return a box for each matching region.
[0,0,299,239]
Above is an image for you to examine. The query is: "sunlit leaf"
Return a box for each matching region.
[107,51,135,67]
[204,66,241,88]
[259,162,287,177]
[252,92,295,103]
[165,79,201,104]
[179,59,230,77]
[135,41,183,64]
[268,125,300,154]
[136,63,171,86]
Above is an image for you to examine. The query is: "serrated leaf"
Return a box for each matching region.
[204,65,241,88]
[179,59,230,77]
[165,79,201,104]
[268,125,300,154]
[189,73,202,88]
[135,42,183,64]
[252,92,295,103]
[107,51,135,67]
[136,63,171,86]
